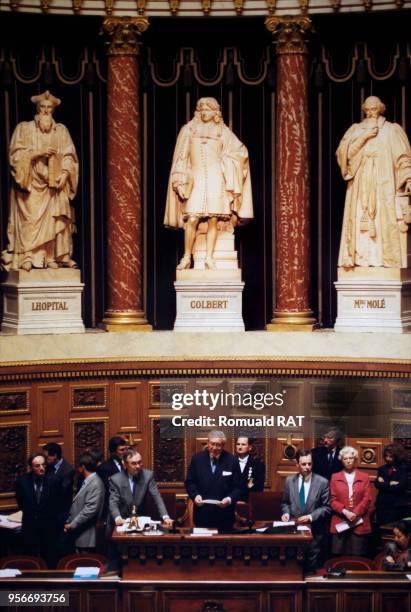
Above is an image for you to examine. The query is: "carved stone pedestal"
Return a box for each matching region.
[335,267,411,333]
[1,269,85,334]
[174,269,244,331]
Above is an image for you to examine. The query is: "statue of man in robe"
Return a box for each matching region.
[164,97,253,270]
[337,96,411,269]
[1,90,79,272]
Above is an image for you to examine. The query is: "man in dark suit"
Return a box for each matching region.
[186,430,242,531]
[281,449,331,572]
[235,436,265,501]
[311,427,343,480]
[97,436,127,514]
[108,449,173,534]
[15,453,61,566]
[43,442,75,521]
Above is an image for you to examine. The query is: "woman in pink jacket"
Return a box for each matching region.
[330,446,372,556]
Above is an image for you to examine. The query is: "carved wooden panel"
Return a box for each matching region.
[391,386,411,412]
[124,591,158,611]
[152,418,185,486]
[113,382,144,434]
[71,384,107,410]
[378,592,410,612]
[149,381,187,406]
[162,590,262,612]
[0,424,29,495]
[37,384,65,438]
[307,592,338,612]
[0,389,29,415]
[72,418,107,464]
[268,591,301,612]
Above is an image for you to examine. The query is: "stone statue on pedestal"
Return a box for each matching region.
[1,90,79,272]
[164,97,253,271]
[337,95,411,269]
[1,92,84,334]
[335,96,411,333]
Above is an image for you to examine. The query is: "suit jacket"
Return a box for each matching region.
[48,458,75,513]
[67,473,105,547]
[185,449,242,529]
[375,463,407,524]
[238,456,265,501]
[281,473,331,533]
[311,446,343,480]
[108,469,168,535]
[330,470,372,534]
[15,472,61,540]
[97,457,123,515]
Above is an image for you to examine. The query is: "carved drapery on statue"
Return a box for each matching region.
[337,103,411,269]
[164,116,253,229]
[2,92,78,272]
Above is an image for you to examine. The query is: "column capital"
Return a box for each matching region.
[103,16,150,56]
[264,15,312,54]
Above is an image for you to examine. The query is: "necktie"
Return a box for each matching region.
[35,478,43,503]
[299,479,305,509]
[211,458,217,474]
[132,477,137,497]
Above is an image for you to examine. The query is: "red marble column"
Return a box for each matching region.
[266,16,317,330]
[102,17,151,331]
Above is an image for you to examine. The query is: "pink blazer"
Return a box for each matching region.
[330,470,372,535]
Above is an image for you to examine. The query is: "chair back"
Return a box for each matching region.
[373,551,386,570]
[56,553,107,570]
[324,556,375,571]
[0,555,47,570]
[144,491,176,521]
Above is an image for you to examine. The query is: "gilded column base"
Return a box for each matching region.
[101,310,152,332]
[266,310,318,331]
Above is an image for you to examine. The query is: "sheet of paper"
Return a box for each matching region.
[256,527,268,533]
[335,521,350,533]
[0,569,22,577]
[296,525,311,532]
[192,527,218,535]
[202,499,221,505]
[272,521,295,528]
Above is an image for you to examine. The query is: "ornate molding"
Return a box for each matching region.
[265,15,312,54]
[0,360,410,384]
[233,0,244,14]
[202,0,213,15]
[266,0,277,14]
[103,16,150,56]
[72,0,82,14]
[168,0,180,14]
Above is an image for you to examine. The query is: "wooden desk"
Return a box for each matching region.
[112,529,312,581]
[0,571,120,612]
[306,571,411,612]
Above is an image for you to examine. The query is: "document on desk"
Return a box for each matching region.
[0,569,22,577]
[335,517,363,533]
[202,499,221,505]
[73,566,100,579]
[272,521,295,528]
[191,527,218,536]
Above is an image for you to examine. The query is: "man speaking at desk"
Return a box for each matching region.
[281,449,331,572]
[186,430,242,531]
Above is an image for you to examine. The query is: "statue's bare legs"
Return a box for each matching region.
[177,216,199,270]
[205,216,218,270]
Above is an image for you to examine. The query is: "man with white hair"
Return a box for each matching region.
[185,430,242,530]
[337,95,411,268]
[2,90,79,271]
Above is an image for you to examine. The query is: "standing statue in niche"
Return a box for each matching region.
[337,96,411,269]
[164,97,253,270]
[1,91,79,272]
